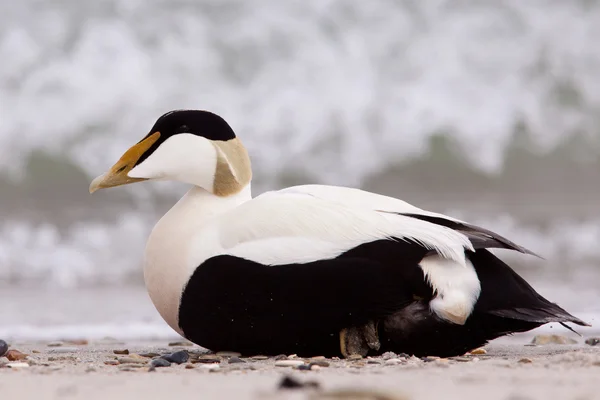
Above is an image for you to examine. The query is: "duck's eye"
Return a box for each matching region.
[176,125,189,133]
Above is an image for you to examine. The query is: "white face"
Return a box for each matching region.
[128,133,219,191]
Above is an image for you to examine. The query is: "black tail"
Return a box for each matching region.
[379,249,588,357]
[470,250,589,327]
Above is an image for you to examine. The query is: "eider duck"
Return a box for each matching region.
[90,110,587,358]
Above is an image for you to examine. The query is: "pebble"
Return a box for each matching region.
[228,357,246,364]
[518,358,533,364]
[367,360,382,365]
[385,359,404,366]
[197,364,220,371]
[585,338,600,346]
[451,357,472,362]
[185,363,195,369]
[250,355,269,360]
[0,356,9,365]
[469,348,487,355]
[47,342,64,347]
[0,340,8,357]
[192,355,221,364]
[309,360,330,368]
[531,334,577,345]
[7,362,30,369]
[381,352,398,360]
[297,364,311,370]
[216,351,241,358]
[31,350,40,354]
[150,358,172,368]
[168,341,193,347]
[66,339,89,346]
[422,356,440,362]
[113,349,130,355]
[117,357,148,365]
[139,352,161,358]
[104,360,119,366]
[161,351,189,364]
[6,349,28,361]
[346,354,363,361]
[48,347,78,354]
[275,360,305,367]
[278,376,321,390]
[274,355,288,361]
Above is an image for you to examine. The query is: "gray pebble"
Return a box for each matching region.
[0,340,8,357]
[151,358,172,368]
[585,337,600,346]
[228,356,246,364]
[297,364,311,370]
[250,355,269,360]
[113,349,130,355]
[274,355,288,361]
[161,350,189,364]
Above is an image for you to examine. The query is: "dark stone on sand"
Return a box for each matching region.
[297,364,311,370]
[113,349,130,355]
[228,356,245,364]
[274,355,288,361]
[278,376,320,390]
[139,352,161,358]
[192,355,221,364]
[161,350,189,364]
[585,337,600,346]
[151,358,172,368]
[0,340,8,357]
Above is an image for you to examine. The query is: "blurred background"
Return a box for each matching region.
[1,0,599,341]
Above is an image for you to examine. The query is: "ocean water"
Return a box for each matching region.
[1,0,599,337]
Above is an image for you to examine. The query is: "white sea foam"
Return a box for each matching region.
[0,0,599,185]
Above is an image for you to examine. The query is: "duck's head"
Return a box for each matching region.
[89,110,252,196]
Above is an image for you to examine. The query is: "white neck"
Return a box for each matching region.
[143,184,252,335]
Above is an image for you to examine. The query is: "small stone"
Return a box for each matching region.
[192,355,221,364]
[104,360,119,365]
[161,351,189,364]
[117,357,148,365]
[113,349,130,355]
[66,339,89,346]
[216,351,241,358]
[185,363,195,369]
[367,360,382,365]
[139,352,161,358]
[168,341,193,347]
[381,352,397,360]
[250,355,269,360]
[469,348,487,355]
[31,350,40,354]
[288,354,298,359]
[422,356,440,362]
[518,358,533,364]
[274,355,288,361]
[585,338,600,346]
[531,335,577,345]
[7,362,30,369]
[198,363,220,371]
[346,354,363,361]
[6,349,28,361]
[385,358,404,366]
[309,360,330,368]
[310,364,321,371]
[275,360,305,367]
[450,357,472,362]
[397,353,410,359]
[0,340,8,357]
[47,342,63,347]
[228,357,245,364]
[150,358,172,368]
[278,376,321,390]
[48,347,78,354]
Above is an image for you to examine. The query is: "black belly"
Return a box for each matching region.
[178,240,583,357]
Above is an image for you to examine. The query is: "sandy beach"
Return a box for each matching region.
[1,336,599,400]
